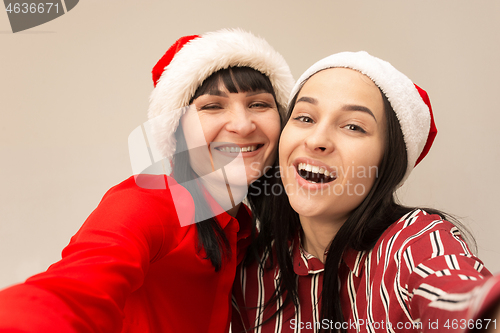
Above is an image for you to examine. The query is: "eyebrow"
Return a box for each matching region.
[296,96,318,105]
[341,105,377,123]
[296,96,377,122]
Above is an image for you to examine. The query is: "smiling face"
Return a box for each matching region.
[181,84,281,186]
[279,68,386,225]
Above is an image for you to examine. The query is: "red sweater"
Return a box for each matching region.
[0,175,252,333]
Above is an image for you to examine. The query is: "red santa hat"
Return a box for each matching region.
[290,51,437,185]
[148,28,294,167]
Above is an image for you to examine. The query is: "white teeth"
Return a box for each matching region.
[217,145,258,153]
[297,163,336,178]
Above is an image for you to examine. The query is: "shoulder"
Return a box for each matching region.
[68,175,197,258]
[378,209,457,247]
[99,175,195,223]
[370,209,475,265]
[373,209,481,272]
[78,175,197,240]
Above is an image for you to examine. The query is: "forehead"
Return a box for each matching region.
[194,66,275,99]
[299,68,381,104]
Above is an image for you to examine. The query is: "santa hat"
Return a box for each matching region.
[290,51,437,186]
[148,28,294,167]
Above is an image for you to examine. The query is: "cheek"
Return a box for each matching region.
[258,112,281,143]
[278,123,295,155]
[191,114,226,144]
[278,126,298,183]
[350,142,384,186]
[278,127,290,161]
[367,138,385,173]
[180,113,204,149]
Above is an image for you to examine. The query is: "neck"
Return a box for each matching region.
[299,214,347,263]
[226,203,241,217]
[198,177,242,218]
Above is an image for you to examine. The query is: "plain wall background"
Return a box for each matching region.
[1,0,499,289]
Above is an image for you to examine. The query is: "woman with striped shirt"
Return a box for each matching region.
[232,51,500,332]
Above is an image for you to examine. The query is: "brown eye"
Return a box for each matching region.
[249,102,271,109]
[345,124,366,133]
[200,104,222,110]
[294,115,314,123]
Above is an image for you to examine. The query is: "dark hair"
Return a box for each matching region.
[254,81,475,331]
[173,66,282,271]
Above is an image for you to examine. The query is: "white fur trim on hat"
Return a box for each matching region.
[290,51,431,185]
[148,28,294,168]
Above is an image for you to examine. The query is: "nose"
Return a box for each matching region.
[224,106,256,137]
[304,123,335,154]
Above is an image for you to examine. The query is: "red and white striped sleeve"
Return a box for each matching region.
[398,215,500,332]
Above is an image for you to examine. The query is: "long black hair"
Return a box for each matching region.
[172,66,283,272]
[253,80,474,331]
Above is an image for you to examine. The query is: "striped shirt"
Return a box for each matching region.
[232,209,500,332]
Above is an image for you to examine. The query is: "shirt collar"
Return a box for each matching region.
[342,247,366,278]
[202,181,255,240]
[292,231,367,278]
[167,175,252,235]
[292,233,325,276]
[203,186,252,237]
[233,204,252,240]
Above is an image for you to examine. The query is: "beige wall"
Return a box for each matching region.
[1,0,499,288]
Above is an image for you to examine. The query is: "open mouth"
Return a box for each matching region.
[296,162,337,184]
[214,144,264,153]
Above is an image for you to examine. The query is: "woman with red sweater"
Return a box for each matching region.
[0,29,294,333]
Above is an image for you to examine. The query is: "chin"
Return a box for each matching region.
[288,198,322,218]
[246,173,262,186]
